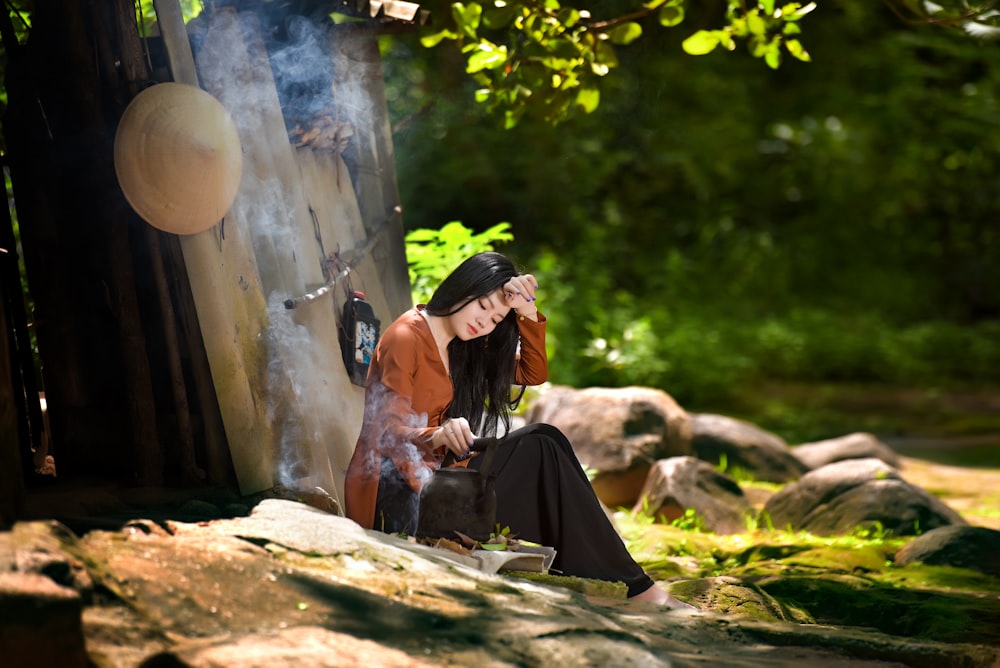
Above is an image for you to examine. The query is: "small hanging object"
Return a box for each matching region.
[340,291,380,386]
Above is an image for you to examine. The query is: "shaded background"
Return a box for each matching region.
[379,0,1000,458]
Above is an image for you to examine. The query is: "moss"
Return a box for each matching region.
[672,577,813,623]
[507,573,628,599]
[755,570,1000,645]
[883,563,1000,596]
[782,545,893,573]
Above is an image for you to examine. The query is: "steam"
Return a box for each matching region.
[191,7,375,499]
[267,16,337,131]
[264,293,328,487]
[361,380,435,487]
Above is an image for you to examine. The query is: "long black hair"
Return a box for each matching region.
[425,252,526,436]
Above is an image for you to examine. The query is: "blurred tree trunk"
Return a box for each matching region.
[2,0,165,484]
[0,260,26,527]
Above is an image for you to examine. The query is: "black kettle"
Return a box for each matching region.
[415,437,501,542]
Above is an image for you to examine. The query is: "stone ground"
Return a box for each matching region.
[7,497,999,668]
[6,441,999,668]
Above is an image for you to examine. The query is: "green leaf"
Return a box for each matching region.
[682,30,721,55]
[467,42,509,73]
[575,85,600,113]
[607,22,643,45]
[540,56,579,71]
[479,222,515,243]
[419,29,457,48]
[451,2,483,38]
[780,2,817,20]
[557,7,582,28]
[762,0,776,14]
[503,106,523,129]
[730,16,748,38]
[765,45,782,68]
[658,5,685,27]
[592,40,619,74]
[483,5,517,29]
[746,11,767,37]
[785,38,811,61]
[547,37,584,59]
[404,229,439,242]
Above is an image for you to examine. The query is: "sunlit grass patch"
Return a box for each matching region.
[616,509,1000,644]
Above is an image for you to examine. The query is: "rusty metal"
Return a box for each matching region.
[283,210,397,309]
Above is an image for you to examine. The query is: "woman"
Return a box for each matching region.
[344,252,693,608]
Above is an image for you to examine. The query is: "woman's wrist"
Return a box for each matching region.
[515,306,539,321]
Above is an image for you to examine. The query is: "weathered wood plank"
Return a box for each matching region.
[153,0,276,494]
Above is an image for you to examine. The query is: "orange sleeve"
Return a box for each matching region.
[515,311,548,386]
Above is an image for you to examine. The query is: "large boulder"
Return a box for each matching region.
[689,413,809,483]
[525,385,691,508]
[792,432,901,469]
[763,458,966,536]
[633,456,754,535]
[895,525,1000,577]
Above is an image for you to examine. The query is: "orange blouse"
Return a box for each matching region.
[344,306,548,529]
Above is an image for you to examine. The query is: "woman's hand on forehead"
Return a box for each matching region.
[503,274,538,309]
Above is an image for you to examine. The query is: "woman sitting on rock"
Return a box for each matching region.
[344,251,693,609]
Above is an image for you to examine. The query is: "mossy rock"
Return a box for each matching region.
[785,545,892,572]
[755,567,1000,645]
[672,576,812,623]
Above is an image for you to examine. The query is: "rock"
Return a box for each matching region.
[792,432,901,469]
[140,625,436,667]
[6,520,94,598]
[0,572,89,668]
[895,525,1000,577]
[525,385,691,508]
[176,498,224,520]
[670,576,811,623]
[763,458,966,536]
[633,456,755,535]
[689,413,809,483]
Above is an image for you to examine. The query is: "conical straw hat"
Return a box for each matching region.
[114,82,243,235]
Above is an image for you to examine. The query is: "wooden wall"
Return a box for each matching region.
[153,1,411,507]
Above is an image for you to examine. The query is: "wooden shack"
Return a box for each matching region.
[0,0,423,524]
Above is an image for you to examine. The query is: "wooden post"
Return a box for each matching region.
[0,263,26,527]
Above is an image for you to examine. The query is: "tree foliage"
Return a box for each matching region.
[417,0,816,126]
[409,0,1000,126]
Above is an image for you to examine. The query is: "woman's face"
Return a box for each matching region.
[448,289,512,341]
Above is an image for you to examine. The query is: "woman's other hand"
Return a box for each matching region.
[504,273,539,320]
[434,417,475,460]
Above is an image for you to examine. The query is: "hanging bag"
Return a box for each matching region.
[416,437,502,542]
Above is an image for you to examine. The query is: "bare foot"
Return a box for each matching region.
[632,584,697,610]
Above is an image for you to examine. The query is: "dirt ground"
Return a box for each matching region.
[895,454,1000,531]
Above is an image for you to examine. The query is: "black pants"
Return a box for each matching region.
[375,423,654,597]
